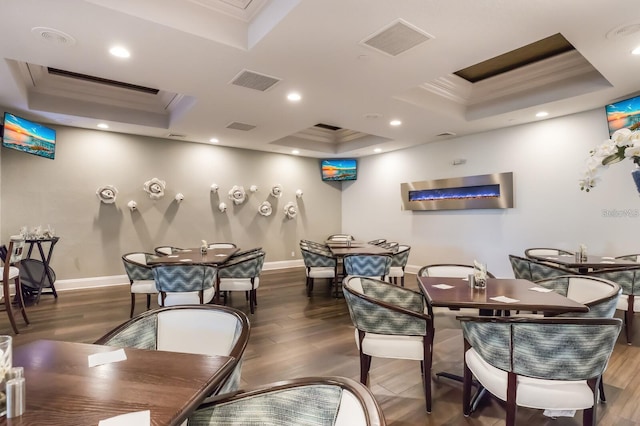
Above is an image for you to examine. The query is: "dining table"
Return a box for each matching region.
[148,246,239,266]
[326,241,393,257]
[2,339,235,425]
[526,253,637,273]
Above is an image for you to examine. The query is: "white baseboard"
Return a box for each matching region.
[55,259,307,291]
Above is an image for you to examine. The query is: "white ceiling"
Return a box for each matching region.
[1,0,640,158]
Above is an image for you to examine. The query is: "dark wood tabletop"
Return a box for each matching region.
[328,243,392,256]
[527,253,637,271]
[417,276,589,314]
[3,340,234,426]
[148,247,239,266]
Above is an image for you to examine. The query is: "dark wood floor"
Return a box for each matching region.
[6,269,640,425]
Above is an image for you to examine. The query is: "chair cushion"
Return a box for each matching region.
[387,266,404,278]
[130,280,158,294]
[219,277,260,292]
[357,329,424,361]
[7,266,19,280]
[334,389,367,426]
[308,267,335,279]
[617,294,640,312]
[158,287,215,306]
[465,348,594,410]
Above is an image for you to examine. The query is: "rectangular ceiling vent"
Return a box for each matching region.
[230,69,281,92]
[362,19,432,57]
[47,67,160,94]
[167,133,187,138]
[315,123,342,131]
[226,121,256,131]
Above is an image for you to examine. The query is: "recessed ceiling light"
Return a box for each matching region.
[97,123,109,129]
[287,92,301,102]
[109,46,130,58]
[374,148,382,153]
[633,46,640,55]
[390,119,402,126]
[535,111,549,118]
[209,138,219,143]
[292,150,300,155]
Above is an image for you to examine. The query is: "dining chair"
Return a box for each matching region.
[0,236,29,334]
[218,249,265,314]
[378,241,399,253]
[615,253,640,262]
[342,276,432,412]
[327,234,355,242]
[366,239,386,246]
[387,244,410,287]
[207,242,237,249]
[152,263,216,306]
[524,247,574,258]
[122,252,159,318]
[153,245,183,256]
[95,304,250,395]
[508,254,574,282]
[459,316,621,426]
[188,376,386,426]
[300,239,331,252]
[343,254,392,281]
[587,265,640,344]
[301,245,338,297]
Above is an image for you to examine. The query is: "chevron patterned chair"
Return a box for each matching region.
[525,247,574,258]
[342,276,433,413]
[152,263,216,306]
[387,245,410,287]
[122,252,159,318]
[343,254,392,281]
[301,245,338,296]
[367,239,386,246]
[459,316,621,426]
[218,249,265,314]
[1,236,29,334]
[615,253,640,262]
[508,254,574,281]
[95,304,250,395]
[187,376,386,426]
[153,246,183,256]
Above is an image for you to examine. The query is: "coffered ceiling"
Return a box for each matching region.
[0,0,639,157]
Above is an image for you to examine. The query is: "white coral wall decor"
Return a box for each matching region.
[228,185,246,205]
[96,185,118,204]
[218,202,227,212]
[250,185,259,193]
[270,184,283,198]
[175,193,184,203]
[295,189,303,198]
[284,202,297,219]
[143,178,166,200]
[258,201,272,217]
[127,200,138,211]
[210,183,219,193]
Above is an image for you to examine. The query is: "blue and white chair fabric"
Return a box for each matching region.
[378,242,399,253]
[152,263,216,306]
[187,376,386,426]
[508,254,573,282]
[122,252,159,318]
[367,239,386,246]
[533,275,620,318]
[343,254,391,281]
[301,245,338,296]
[460,316,621,426]
[342,276,433,413]
[218,250,265,314]
[96,305,250,395]
[387,245,410,287]
[154,246,183,256]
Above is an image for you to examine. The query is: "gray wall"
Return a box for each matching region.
[343,108,639,277]
[2,126,341,280]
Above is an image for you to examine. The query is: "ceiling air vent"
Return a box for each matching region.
[314,123,342,131]
[226,121,256,131]
[230,69,281,92]
[437,131,457,137]
[47,67,160,94]
[362,19,432,57]
[167,133,187,138]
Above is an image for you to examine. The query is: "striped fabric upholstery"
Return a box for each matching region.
[123,253,155,281]
[153,264,216,292]
[218,252,265,279]
[615,254,640,263]
[589,267,639,296]
[189,385,342,426]
[390,246,410,268]
[536,276,620,318]
[301,248,336,268]
[343,278,426,336]
[344,254,391,277]
[99,314,158,350]
[508,255,573,281]
[461,318,621,380]
[508,255,533,281]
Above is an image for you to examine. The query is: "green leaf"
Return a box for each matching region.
[602,154,624,166]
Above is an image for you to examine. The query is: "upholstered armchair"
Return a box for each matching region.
[459,316,621,426]
[525,247,574,258]
[153,246,183,256]
[387,245,410,287]
[301,246,338,296]
[122,252,158,317]
[508,254,573,282]
[152,263,216,306]
[218,249,265,314]
[534,275,620,318]
[343,254,392,281]
[1,236,29,333]
[342,276,433,412]
[96,305,250,395]
[366,239,386,245]
[187,377,386,426]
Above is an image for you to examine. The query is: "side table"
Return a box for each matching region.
[20,236,59,303]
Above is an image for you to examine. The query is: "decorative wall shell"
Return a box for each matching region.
[284,201,297,219]
[258,201,272,217]
[96,185,118,204]
[175,193,184,203]
[295,189,303,198]
[228,185,247,205]
[270,184,283,198]
[250,185,259,193]
[127,200,138,211]
[218,202,227,212]
[143,178,166,200]
[210,183,219,193]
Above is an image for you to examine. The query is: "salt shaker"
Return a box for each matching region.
[6,377,25,418]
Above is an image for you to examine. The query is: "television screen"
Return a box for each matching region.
[605,94,640,136]
[321,158,357,181]
[2,112,56,159]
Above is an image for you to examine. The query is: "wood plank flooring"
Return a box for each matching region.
[6,268,640,425]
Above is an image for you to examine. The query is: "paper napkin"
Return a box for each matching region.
[490,296,520,303]
[99,410,151,426]
[88,349,127,367]
[432,284,454,289]
[529,287,553,293]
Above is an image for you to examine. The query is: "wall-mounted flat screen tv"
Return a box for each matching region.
[2,112,56,159]
[605,94,640,136]
[321,158,357,181]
